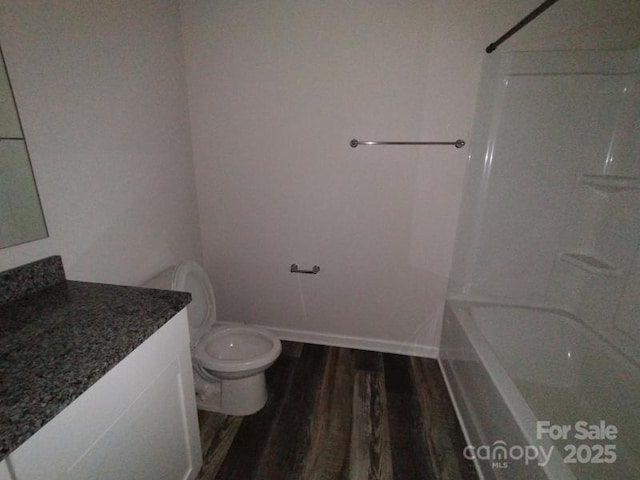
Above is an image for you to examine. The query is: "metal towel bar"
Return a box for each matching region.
[350,139,465,149]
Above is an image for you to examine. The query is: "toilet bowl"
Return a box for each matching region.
[144,260,281,415]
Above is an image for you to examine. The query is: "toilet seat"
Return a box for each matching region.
[194,325,281,374]
[172,261,216,347]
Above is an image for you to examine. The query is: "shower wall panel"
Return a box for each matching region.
[449,49,640,361]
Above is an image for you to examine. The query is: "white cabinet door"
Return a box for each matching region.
[0,462,11,480]
[1,309,202,480]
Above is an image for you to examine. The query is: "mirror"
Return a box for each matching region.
[0,43,48,248]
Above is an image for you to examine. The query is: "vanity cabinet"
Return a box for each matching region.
[0,309,202,480]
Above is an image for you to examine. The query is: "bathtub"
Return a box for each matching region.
[439,299,639,480]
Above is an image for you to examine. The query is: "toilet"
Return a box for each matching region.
[144,260,281,415]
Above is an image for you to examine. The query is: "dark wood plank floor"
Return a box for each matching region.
[196,341,477,480]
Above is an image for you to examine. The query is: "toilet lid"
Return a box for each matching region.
[172,261,216,346]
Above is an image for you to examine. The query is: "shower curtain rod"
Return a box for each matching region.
[486,0,560,54]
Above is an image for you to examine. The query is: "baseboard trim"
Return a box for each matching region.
[266,325,439,358]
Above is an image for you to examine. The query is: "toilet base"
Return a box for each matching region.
[196,372,268,416]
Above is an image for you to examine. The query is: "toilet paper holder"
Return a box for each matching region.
[290,264,320,274]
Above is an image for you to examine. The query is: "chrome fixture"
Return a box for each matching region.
[350,139,466,148]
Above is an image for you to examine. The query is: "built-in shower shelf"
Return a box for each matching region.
[581,174,640,193]
[559,252,620,277]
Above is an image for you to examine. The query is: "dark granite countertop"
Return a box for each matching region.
[0,271,190,461]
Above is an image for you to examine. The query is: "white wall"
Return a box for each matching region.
[180,0,544,355]
[4,0,633,355]
[0,0,202,285]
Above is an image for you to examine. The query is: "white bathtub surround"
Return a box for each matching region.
[443,43,640,480]
[440,301,640,480]
[449,47,640,362]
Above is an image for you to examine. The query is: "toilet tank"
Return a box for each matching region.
[142,266,178,290]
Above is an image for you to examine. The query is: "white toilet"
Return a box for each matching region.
[144,260,281,415]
